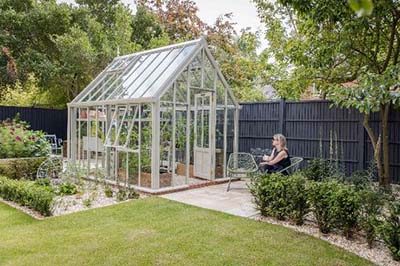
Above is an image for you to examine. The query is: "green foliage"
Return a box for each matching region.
[104,186,113,198]
[379,202,400,261]
[249,173,289,219]
[0,176,54,216]
[286,173,309,225]
[116,189,127,201]
[327,66,400,114]
[308,180,339,234]
[0,157,47,180]
[116,188,139,201]
[34,178,51,187]
[83,198,92,208]
[131,5,166,49]
[249,173,309,224]
[359,189,385,247]
[0,115,50,159]
[303,158,332,182]
[348,0,373,17]
[345,170,373,190]
[58,183,78,196]
[331,184,360,238]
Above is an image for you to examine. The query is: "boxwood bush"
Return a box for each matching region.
[379,202,400,261]
[0,176,54,216]
[0,157,47,180]
[249,173,309,224]
[308,180,339,234]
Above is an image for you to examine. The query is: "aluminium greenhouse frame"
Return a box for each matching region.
[67,38,239,192]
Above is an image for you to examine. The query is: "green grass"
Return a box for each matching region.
[0,197,371,266]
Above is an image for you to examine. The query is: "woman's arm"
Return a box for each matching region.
[267,150,287,165]
[263,148,276,161]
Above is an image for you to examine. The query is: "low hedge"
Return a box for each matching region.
[249,173,309,225]
[0,157,47,180]
[0,176,54,216]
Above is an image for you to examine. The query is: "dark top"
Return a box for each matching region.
[272,149,291,169]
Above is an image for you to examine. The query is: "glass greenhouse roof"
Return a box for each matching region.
[73,39,202,104]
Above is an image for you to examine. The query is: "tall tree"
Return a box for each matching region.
[254,0,400,185]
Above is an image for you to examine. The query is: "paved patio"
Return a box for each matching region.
[160,181,259,218]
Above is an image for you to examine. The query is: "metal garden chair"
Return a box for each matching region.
[278,157,303,175]
[227,152,259,191]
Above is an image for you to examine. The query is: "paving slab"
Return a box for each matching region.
[160,181,259,218]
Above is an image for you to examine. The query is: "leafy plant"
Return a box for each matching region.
[116,189,127,201]
[303,158,332,182]
[359,189,385,247]
[379,202,400,261]
[58,183,78,196]
[331,184,360,239]
[83,198,92,208]
[286,173,309,225]
[0,157,47,180]
[0,176,54,216]
[308,180,339,234]
[104,186,113,198]
[127,190,139,199]
[35,178,51,187]
[0,115,50,159]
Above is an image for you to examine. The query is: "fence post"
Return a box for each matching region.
[279,98,286,135]
[358,112,365,170]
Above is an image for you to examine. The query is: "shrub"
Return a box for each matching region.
[35,178,51,187]
[249,173,309,223]
[379,202,400,261]
[58,182,78,195]
[0,176,54,216]
[116,189,127,201]
[308,180,339,234]
[359,189,385,247]
[0,115,50,159]
[83,198,92,208]
[286,173,309,225]
[331,183,360,238]
[345,170,373,190]
[0,157,47,180]
[303,158,333,182]
[104,186,113,198]
[253,173,290,220]
[127,190,139,199]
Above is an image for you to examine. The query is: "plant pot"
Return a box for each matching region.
[176,163,194,177]
[80,110,87,118]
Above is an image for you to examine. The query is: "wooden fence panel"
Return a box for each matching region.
[0,106,68,140]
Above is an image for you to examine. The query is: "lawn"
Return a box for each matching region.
[0,197,371,266]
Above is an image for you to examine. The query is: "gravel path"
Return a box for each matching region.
[252,215,399,266]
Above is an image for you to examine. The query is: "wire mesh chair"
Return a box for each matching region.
[227,152,259,191]
[278,157,303,175]
[36,156,63,179]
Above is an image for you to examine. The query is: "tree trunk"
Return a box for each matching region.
[381,104,391,187]
[363,113,384,182]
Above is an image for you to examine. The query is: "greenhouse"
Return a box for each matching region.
[67,38,239,192]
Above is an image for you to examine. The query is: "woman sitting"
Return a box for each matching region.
[259,134,291,175]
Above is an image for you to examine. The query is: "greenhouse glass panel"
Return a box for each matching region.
[68,38,239,193]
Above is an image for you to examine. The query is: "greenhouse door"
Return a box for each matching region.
[194,92,214,180]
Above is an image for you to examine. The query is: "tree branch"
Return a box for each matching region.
[363,113,384,180]
[350,45,381,73]
[382,15,398,71]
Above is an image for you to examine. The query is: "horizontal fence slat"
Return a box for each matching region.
[238,100,400,183]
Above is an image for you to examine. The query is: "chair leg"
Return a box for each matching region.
[227,172,232,192]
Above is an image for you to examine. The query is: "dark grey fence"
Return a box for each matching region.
[0,106,68,140]
[238,100,400,183]
[1,102,398,183]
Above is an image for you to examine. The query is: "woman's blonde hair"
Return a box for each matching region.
[273,133,287,149]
